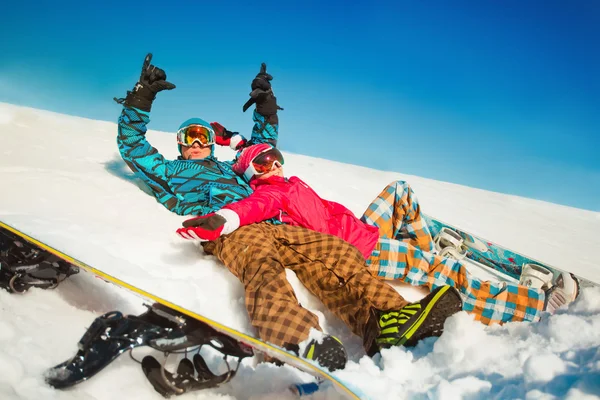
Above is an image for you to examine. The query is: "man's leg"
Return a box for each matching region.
[361,180,435,252]
[265,224,407,352]
[203,223,321,349]
[367,237,546,324]
[271,225,461,354]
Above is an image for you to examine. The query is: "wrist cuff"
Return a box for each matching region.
[124,91,153,112]
[215,209,240,235]
[229,134,245,150]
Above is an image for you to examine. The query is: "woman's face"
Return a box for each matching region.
[256,162,284,180]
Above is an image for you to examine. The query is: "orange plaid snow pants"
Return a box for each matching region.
[203,223,407,351]
[362,181,545,324]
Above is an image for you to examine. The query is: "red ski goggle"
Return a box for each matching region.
[244,148,284,181]
[177,125,215,147]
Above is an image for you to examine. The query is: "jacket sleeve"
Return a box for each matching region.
[117,106,180,213]
[223,187,284,226]
[246,110,279,147]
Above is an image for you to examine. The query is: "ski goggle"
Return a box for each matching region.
[243,148,285,181]
[176,125,215,147]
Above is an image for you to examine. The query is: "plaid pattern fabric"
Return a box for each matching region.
[361,181,435,252]
[205,223,407,351]
[366,237,545,324]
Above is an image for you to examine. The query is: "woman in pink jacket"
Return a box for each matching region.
[177,144,578,325]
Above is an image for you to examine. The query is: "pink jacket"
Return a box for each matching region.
[224,176,379,260]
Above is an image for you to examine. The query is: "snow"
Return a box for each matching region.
[1,101,599,399]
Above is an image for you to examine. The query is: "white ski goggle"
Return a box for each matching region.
[176,125,215,147]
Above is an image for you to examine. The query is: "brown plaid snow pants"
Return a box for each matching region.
[202,223,407,352]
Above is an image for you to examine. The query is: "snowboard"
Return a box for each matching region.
[0,220,364,399]
[423,214,593,286]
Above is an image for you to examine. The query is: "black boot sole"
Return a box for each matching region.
[303,336,348,371]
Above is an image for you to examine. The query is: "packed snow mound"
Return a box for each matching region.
[1,102,599,399]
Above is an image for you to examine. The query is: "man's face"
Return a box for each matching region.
[181,142,212,160]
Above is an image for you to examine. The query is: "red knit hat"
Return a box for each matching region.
[232,143,273,177]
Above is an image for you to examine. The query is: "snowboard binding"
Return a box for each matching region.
[519,263,554,289]
[519,264,581,313]
[142,304,254,397]
[46,303,254,398]
[46,307,172,388]
[0,228,79,293]
[433,227,468,260]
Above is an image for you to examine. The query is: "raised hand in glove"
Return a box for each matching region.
[117,53,176,112]
[242,63,283,116]
[210,122,246,150]
[176,209,240,241]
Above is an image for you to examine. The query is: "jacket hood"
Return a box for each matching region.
[178,117,212,131]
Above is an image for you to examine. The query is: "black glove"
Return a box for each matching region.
[242,63,283,116]
[116,53,176,112]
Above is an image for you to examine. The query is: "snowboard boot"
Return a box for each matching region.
[141,305,254,397]
[544,272,580,314]
[302,335,347,372]
[375,285,462,350]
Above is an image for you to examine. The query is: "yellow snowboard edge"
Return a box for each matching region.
[0,221,362,400]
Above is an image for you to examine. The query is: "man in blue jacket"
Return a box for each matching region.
[115,55,461,371]
[116,55,277,216]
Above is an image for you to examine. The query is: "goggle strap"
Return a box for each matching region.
[178,138,214,147]
[243,163,258,181]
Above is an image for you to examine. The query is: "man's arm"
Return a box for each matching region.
[244,63,281,147]
[247,110,278,147]
[211,63,280,152]
[117,106,180,212]
[115,53,180,213]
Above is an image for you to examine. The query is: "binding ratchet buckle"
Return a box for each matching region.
[433,227,468,260]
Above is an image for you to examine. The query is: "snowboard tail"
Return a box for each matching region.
[0,221,362,399]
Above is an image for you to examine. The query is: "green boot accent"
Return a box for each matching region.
[376,285,462,349]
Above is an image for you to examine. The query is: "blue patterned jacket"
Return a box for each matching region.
[117,106,278,216]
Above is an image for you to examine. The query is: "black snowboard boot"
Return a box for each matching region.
[375,285,463,350]
[302,335,348,371]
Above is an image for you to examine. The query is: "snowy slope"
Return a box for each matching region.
[1,102,599,400]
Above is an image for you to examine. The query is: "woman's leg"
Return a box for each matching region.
[367,237,545,324]
[361,180,435,252]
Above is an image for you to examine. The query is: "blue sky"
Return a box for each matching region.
[1,0,598,211]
